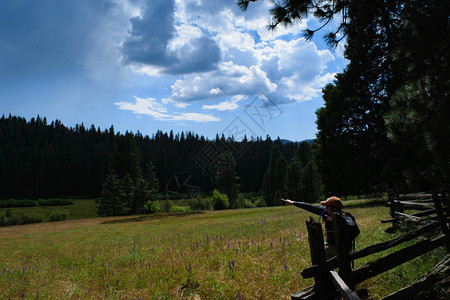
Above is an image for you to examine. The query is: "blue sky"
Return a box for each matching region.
[0,0,347,141]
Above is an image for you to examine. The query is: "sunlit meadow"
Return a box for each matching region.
[0,204,445,299]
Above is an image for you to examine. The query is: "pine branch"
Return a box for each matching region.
[237,0,259,11]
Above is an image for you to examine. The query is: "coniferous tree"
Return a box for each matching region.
[240,0,448,194]
[145,162,160,202]
[384,0,450,189]
[286,155,303,201]
[98,170,125,216]
[141,161,160,214]
[286,142,321,203]
[216,151,240,208]
[300,160,321,203]
[133,177,148,214]
[262,145,288,206]
[121,173,135,215]
[315,0,404,196]
[111,133,142,180]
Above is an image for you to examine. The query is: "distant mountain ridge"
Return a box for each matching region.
[280,139,314,145]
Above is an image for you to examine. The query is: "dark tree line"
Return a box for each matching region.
[0,114,307,201]
[263,141,321,206]
[0,115,113,199]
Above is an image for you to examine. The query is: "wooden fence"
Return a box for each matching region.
[292,191,450,299]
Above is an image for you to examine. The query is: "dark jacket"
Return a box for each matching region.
[292,201,345,247]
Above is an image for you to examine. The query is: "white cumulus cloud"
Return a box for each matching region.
[116,0,344,122]
[115,96,220,122]
[202,98,241,111]
[169,61,277,103]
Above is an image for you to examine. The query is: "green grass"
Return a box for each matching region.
[0,204,445,299]
[0,199,98,221]
[343,197,388,208]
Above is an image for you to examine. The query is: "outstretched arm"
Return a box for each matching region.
[282,198,326,216]
[281,198,294,205]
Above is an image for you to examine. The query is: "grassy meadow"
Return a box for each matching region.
[0,202,446,299]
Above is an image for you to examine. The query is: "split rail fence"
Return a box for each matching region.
[292,191,450,299]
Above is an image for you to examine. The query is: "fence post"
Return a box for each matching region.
[306,216,329,298]
[386,182,395,218]
[333,212,353,287]
[432,190,450,252]
[443,190,450,225]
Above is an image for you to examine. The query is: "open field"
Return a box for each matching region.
[0,204,445,299]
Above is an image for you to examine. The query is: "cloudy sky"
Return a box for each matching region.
[0,0,347,141]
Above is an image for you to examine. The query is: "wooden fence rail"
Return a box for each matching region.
[301,220,442,279]
[292,191,449,300]
[382,253,450,299]
[351,234,446,284]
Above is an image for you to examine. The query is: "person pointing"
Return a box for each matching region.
[281,196,359,259]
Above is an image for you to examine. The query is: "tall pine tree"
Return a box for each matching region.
[97,170,126,216]
[263,145,287,206]
[145,161,160,202]
[286,142,321,202]
[216,151,240,208]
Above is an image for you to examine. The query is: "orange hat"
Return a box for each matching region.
[321,196,343,210]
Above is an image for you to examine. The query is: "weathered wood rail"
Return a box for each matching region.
[292,191,450,300]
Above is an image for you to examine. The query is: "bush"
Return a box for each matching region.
[0,199,37,208]
[244,199,256,208]
[255,198,267,207]
[231,194,246,209]
[162,199,173,213]
[21,213,44,224]
[0,199,16,208]
[19,200,38,207]
[212,189,229,210]
[188,196,211,211]
[4,214,22,226]
[204,198,212,210]
[170,206,190,213]
[49,211,70,222]
[1,211,41,226]
[230,194,245,209]
[0,215,6,226]
[37,199,73,206]
[144,200,162,213]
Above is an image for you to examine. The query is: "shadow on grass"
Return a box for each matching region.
[101,211,205,224]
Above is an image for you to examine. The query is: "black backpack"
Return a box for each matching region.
[342,211,359,267]
[342,211,360,241]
